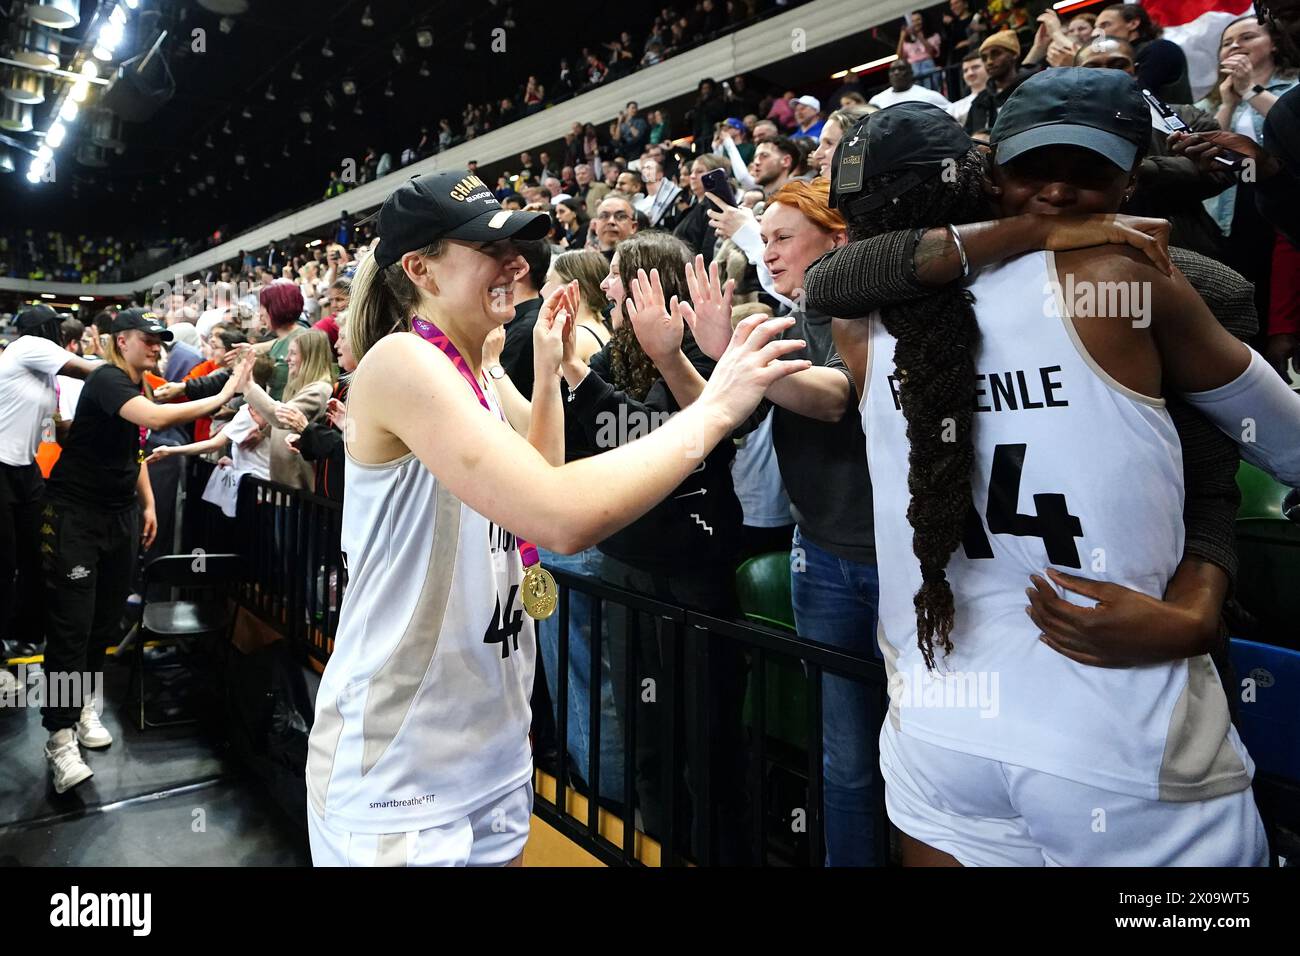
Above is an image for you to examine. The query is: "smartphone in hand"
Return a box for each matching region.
[701,168,736,208]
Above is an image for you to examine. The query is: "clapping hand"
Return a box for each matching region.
[679,254,736,361]
[326,397,347,432]
[535,279,580,378]
[276,404,309,433]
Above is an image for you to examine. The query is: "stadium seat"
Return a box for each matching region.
[735,552,806,751]
[1233,462,1300,646]
[1230,638,1300,784]
[735,552,795,632]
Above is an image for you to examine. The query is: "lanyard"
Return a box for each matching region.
[409,316,541,571]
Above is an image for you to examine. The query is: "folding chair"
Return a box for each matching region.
[130,553,244,730]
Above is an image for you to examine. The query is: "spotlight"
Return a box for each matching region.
[59,99,78,121]
[418,62,430,78]
[353,99,363,116]
[205,173,215,184]
[125,0,139,8]
[222,119,231,134]
[46,121,67,148]
[416,29,433,48]
[205,133,213,148]
[341,78,356,96]
[391,42,405,65]
[234,153,244,165]
[264,84,275,101]
[290,62,303,81]
[173,161,180,172]
[71,80,90,103]
[463,33,475,51]
[361,5,374,27]
[110,5,127,26]
[219,17,234,34]
[321,38,333,58]
[37,144,53,161]
[241,105,252,119]
[384,81,394,98]
[80,61,99,79]
[299,108,312,124]
[281,143,290,157]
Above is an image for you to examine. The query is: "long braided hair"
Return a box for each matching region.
[846,148,991,669]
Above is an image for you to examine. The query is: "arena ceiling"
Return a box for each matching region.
[0,0,646,239]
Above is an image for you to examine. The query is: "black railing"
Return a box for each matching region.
[180,458,889,866]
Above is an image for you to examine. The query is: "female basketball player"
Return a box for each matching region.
[303,171,808,867]
[826,83,1300,866]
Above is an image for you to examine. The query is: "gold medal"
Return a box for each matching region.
[521,565,558,620]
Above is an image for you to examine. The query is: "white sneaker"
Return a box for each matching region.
[76,696,113,749]
[45,728,94,794]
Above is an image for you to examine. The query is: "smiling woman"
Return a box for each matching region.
[305,169,805,867]
[39,309,254,796]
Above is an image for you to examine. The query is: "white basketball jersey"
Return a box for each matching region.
[307,378,536,833]
[862,251,1252,801]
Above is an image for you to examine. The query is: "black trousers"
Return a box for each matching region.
[40,498,139,732]
[0,461,47,650]
[602,553,753,865]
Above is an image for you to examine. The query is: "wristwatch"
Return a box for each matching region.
[1244,84,1266,101]
[487,364,506,380]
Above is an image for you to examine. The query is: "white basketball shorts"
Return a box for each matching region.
[879,719,1268,867]
[308,781,533,867]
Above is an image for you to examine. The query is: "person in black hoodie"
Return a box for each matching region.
[560,231,755,864]
[292,311,356,502]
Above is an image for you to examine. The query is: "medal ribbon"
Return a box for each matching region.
[410,316,541,569]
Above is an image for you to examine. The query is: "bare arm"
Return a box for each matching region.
[803,214,1173,320]
[357,315,809,554]
[57,356,101,380]
[764,366,851,422]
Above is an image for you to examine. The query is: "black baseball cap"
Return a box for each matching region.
[991,67,1150,171]
[830,102,973,213]
[373,170,550,269]
[111,307,173,341]
[16,304,59,335]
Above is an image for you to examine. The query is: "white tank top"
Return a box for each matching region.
[862,251,1252,801]
[307,373,536,832]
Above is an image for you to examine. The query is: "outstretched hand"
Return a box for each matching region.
[680,254,736,361]
[625,268,684,365]
[699,314,810,430]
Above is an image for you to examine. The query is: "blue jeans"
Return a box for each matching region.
[536,546,625,798]
[790,527,882,867]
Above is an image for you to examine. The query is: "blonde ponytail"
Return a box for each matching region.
[348,241,445,361]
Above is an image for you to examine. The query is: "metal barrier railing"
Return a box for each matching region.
[181,458,890,866]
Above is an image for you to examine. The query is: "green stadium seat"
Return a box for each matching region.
[1233,461,1300,648]
[735,551,796,633]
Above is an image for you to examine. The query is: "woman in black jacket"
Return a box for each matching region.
[560,231,754,864]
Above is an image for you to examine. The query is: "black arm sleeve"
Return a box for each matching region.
[1166,246,1260,590]
[296,422,342,463]
[802,229,929,319]
[182,368,232,400]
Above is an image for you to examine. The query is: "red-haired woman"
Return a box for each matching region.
[258,281,308,400]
